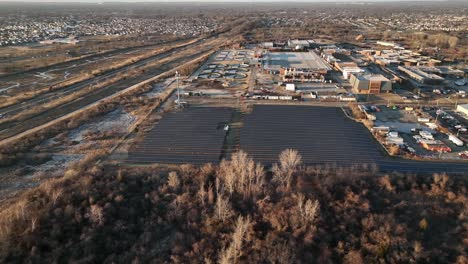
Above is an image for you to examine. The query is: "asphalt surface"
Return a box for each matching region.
[127,107,233,164]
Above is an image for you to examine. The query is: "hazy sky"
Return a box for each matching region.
[0,0,451,2]
[0,0,460,3]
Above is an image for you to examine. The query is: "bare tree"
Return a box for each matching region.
[218,151,265,199]
[431,173,449,194]
[198,184,207,206]
[215,194,233,222]
[219,160,236,195]
[231,216,250,262]
[218,216,251,264]
[279,149,302,172]
[30,217,38,232]
[273,149,302,189]
[296,194,320,226]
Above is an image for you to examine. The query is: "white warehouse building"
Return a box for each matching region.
[457,104,468,116]
[342,67,366,79]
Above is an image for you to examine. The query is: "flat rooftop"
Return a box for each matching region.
[356,74,390,82]
[400,66,445,80]
[264,51,330,71]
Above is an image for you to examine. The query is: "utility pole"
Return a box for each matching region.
[176,71,180,108]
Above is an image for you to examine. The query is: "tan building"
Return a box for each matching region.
[350,74,392,94]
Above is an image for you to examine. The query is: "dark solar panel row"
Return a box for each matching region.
[127,107,233,164]
[240,105,384,166]
[239,105,468,174]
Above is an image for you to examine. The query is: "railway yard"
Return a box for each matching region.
[0,24,245,200]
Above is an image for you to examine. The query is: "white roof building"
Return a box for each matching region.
[457,104,468,116]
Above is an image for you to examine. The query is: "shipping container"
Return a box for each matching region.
[417,117,431,123]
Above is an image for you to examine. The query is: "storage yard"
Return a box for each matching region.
[363,104,468,160]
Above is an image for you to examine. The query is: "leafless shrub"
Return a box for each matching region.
[388,145,400,156]
[167,171,181,190]
[180,164,196,176]
[348,103,366,119]
[296,194,320,226]
[87,204,104,226]
[431,173,449,194]
[379,175,394,192]
[458,201,468,221]
[266,240,296,264]
[343,250,363,264]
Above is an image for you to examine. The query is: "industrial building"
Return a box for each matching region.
[342,67,366,79]
[350,74,392,94]
[263,51,331,82]
[376,41,404,49]
[287,39,314,49]
[457,104,468,116]
[398,66,445,84]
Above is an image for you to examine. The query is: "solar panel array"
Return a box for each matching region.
[239,105,468,174]
[127,107,233,164]
[240,105,385,166]
[125,104,468,174]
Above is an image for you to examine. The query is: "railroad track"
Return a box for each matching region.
[0,33,222,118]
[0,44,220,142]
[0,36,194,81]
